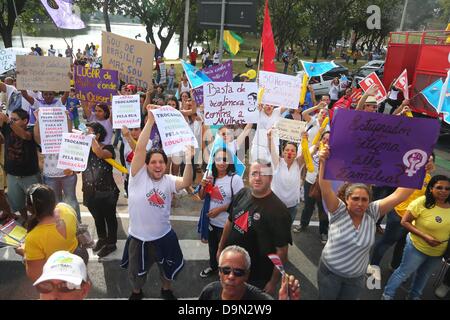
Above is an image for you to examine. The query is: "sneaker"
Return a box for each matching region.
[129,290,144,300]
[320,233,328,244]
[367,264,381,281]
[435,283,450,298]
[200,267,217,278]
[380,293,393,300]
[92,239,107,252]
[97,244,117,258]
[160,288,177,300]
[293,225,307,233]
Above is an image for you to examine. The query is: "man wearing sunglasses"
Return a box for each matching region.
[217,160,292,296]
[199,245,300,300]
[33,250,91,300]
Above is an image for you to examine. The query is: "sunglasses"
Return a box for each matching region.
[434,186,450,191]
[218,266,246,277]
[36,281,81,294]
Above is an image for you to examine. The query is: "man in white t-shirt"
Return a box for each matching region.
[48,44,56,56]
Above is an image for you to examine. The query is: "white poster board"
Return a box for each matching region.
[275,118,306,143]
[0,48,29,74]
[38,107,68,154]
[112,94,141,129]
[150,106,199,155]
[203,82,258,125]
[258,71,302,109]
[57,133,93,172]
[159,62,167,84]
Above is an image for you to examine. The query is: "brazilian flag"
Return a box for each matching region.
[223,30,244,56]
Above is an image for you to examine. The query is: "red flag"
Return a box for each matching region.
[261,0,276,72]
[392,69,409,99]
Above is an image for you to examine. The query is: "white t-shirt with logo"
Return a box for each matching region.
[271,158,301,208]
[128,167,177,241]
[208,174,244,228]
[250,108,281,162]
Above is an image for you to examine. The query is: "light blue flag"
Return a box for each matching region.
[180,60,212,89]
[421,78,450,124]
[206,135,245,177]
[301,60,338,77]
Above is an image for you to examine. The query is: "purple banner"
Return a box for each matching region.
[193,61,234,105]
[324,109,440,189]
[74,66,118,105]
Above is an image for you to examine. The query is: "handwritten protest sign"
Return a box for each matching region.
[193,60,234,104]
[150,106,198,155]
[112,95,141,129]
[38,107,68,154]
[359,72,388,104]
[203,82,258,125]
[275,118,306,143]
[0,47,29,74]
[102,31,155,88]
[258,71,302,109]
[74,65,118,105]
[159,62,167,84]
[324,109,440,189]
[16,56,71,91]
[57,132,93,172]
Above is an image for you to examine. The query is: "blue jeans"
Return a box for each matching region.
[317,260,365,300]
[168,76,174,91]
[6,173,41,212]
[287,205,298,226]
[370,210,407,266]
[301,181,329,235]
[383,235,442,299]
[44,175,81,221]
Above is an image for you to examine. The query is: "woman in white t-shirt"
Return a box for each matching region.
[198,147,244,278]
[328,78,340,107]
[125,106,194,300]
[250,104,286,163]
[178,73,191,97]
[267,130,306,225]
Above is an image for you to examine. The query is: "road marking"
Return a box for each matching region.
[288,244,318,290]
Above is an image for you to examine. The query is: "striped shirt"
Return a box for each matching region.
[321,199,381,278]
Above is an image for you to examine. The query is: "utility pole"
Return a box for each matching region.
[182,0,190,60]
[399,0,409,31]
[218,0,226,63]
[12,0,25,48]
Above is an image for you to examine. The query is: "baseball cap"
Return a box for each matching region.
[241,69,256,80]
[365,96,377,104]
[33,251,87,287]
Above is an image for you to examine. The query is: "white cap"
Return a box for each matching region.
[33,251,87,287]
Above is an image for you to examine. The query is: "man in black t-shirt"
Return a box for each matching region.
[217,160,292,296]
[0,109,40,223]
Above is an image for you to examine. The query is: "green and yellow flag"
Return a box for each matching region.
[446,23,450,44]
[223,30,243,56]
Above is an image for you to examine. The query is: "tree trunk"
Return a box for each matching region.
[158,27,176,57]
[103,0,111,32]
[313,40,321,62]
[146,26,159,58]
[0,29,13,48]
[178,29,184,59]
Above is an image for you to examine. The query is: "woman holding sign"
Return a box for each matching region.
[123,105,194,300]
[316,145,431,300]
[382,175,450,300]
[82,102,113,145]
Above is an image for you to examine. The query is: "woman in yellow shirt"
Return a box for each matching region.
[15,184,86,282]
[382,175,450,300]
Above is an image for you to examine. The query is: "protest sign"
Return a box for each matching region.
[112,95,141,129]
[38,107,68,154]
[324,109,440,189]
[57,132,94,172]
[275,118,306,143]
[258,71,302,109]
[359,72,388,104]
[393,69,409,99]
[203,82,258,125]
[74,65,118,105]
[0,47,29,74]
[193,61,234,105]
[159,62,167,84]
[150,106,198,155]
[16,56,71,91]
[102,31,155,88]
[112,94,141,129]
[0,219,26,247]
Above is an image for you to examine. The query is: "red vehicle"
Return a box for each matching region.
[383,30,450,135]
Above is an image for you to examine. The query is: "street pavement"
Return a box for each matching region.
[0,137,449,300]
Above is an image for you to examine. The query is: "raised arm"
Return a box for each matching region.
[267,128,279,168]
[131,106,154,177]
[235,123,253,150]
[356,85,378,111]
[318,144,340,213]
[33,111,41,144]
[302,101,327,123]
[60,91,70,105]
[392,100,410,116]
[81,101,92,119]
[20,90,35,105]
[175,146,194,191]
[142,85,154,114]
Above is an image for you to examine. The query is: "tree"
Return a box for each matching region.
[0,0,28,48]
[75,0,121,32]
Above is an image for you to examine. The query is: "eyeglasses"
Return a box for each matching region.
[434,186,450,191]
[250,171,271,177]
[218,266,247,277]
[35,281,82,294]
